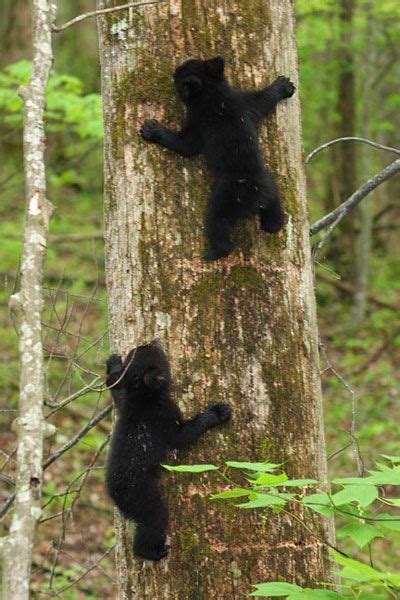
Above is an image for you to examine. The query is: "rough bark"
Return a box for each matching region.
[1,1,55,598]
[98,1,335,597]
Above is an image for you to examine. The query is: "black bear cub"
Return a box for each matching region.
[140,56,295,260]
[105,338,232,561]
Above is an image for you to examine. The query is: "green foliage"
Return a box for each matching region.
[0,60,102,139]
[162,464,219,472]
[170,457,400,598]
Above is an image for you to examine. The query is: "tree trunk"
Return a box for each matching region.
[98,1,335,597]
[352,4,376,325]
[335,0,356,208]
[1,1,55,598]
[328,0,356,272]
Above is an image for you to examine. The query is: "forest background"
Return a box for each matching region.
[0,0,399,596]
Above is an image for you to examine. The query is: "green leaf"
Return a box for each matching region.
[337,523,381,548]
[376,513,400,532]
[332,484,378,507]
[330,550,386,582]
[381,454,400,463]
[226,461,280,472]
[211,488,250,500]
[250,582,302,596]
[366,470,400,485]
[162,464,218,472]
[280,479,319,487]
[302,493,334,516]
[287,591,348,599]
[332,477,370,485]
[249,473,289,485]
[236,492,287,509]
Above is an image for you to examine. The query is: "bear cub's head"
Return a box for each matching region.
[106,338,172,397]
[173,56,225,104]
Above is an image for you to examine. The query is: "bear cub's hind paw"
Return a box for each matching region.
[135,544,170,562]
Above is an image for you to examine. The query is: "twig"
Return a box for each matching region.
[55,546,115,594]
[46,377,101,416]
[319,340,364,477]
[43,404,112,470]
[0,404,112,519]
[327,442,353,462]
[52,0,166,32]
[306,136,400,163]
[48,437,110,591]
[310,159,400,247]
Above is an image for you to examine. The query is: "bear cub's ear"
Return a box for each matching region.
[205,56,225,78]
[143,367,167,390]
[180,74,202,99]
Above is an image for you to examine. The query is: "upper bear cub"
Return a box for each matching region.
[140,56,295,260]
[105,338,232,561]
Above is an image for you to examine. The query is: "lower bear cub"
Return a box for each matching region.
[105,338,232,561]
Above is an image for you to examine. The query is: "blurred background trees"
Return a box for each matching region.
[0,0,399,595]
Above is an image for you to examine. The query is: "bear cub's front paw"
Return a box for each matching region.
[140,119,163,142]
[275,76,295,98]
[106,354,122,375]
[208,402,232,424]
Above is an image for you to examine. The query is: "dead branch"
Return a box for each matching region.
[43,404,112,470]
[0,404,112,520]
[48,437,110,591]
[306,136,400,163]
[310,159,400,254]
[319,340,364,477]
[52,0,166,32]
[1,1,57,598]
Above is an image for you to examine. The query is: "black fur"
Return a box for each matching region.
[140,56,295,260]
[105,338,232,561]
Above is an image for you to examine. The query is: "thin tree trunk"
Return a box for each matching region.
[98,1,335,597]
[1,1,55,598]
[328,0,356,271]
[352,5,376,325]
[335,0,356,208]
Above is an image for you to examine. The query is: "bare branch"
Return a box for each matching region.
[52,0,166,33]
[48,437,110,590]
[0,404,112,519]
[310,159,400,253]
[1,1,57,598]
[319,340,364,477]
[45,377,101,415]
[43,404,112,470]
[306,136,400,163]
